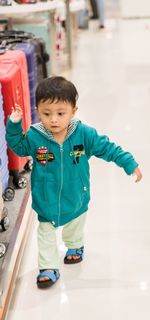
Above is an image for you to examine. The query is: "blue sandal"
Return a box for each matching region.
[64,246,84,264]
[37,269,60,289]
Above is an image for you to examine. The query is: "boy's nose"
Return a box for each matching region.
[51,116,57,123]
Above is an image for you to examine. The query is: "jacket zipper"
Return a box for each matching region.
[58,144,63,226]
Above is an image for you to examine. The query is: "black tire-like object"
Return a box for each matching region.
[13,176,28,189]
[0,207,9,231]
[1,216,9,231]
[24,159,33,172]
[0,243,6,258]
[2,186,15,201]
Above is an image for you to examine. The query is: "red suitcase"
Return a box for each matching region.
[0,62,28,173]
[0,50,31,131]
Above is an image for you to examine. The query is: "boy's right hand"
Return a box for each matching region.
[10,104,23,123]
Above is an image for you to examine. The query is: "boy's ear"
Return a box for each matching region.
[72,106,78,115]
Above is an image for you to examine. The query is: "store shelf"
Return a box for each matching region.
[0,0,85,71]
[0,0,57,74]
[0,0,57,15]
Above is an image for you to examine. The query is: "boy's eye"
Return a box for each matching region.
[44,113,50,116]
[58,112,65,116]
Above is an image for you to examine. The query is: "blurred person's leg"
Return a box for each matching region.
[90,0,99,19]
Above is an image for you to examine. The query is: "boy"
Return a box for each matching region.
[6,76,142,289]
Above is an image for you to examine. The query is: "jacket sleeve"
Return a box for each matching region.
[84,126,138,175]
[6,118,32,157]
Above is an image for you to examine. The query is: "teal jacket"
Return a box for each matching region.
[6,118,138,227]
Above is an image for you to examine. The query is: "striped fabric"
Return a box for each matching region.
[32,118,79,142]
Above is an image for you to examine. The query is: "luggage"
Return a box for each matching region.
[0,35,38,123]
[8,41,38,123]
[0,29,50,85]
[0,49,31,131]
[0,144,9,192]
[0,83,15,200]
[14,42,38,123]
[0,31,49,123]
[0,83,9,191]
[0,51,31,187]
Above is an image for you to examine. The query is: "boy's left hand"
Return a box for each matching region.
[132,167,142,183]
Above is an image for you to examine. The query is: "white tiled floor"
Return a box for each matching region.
[6,6,150,320]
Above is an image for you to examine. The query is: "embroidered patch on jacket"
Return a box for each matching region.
[36,147,55,166]
[70,144,85,164]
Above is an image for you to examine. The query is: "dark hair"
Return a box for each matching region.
[36,76,78,108]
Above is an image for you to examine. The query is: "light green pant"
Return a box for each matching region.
[37,213,87,270]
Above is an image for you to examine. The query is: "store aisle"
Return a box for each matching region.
[6,11,150,320]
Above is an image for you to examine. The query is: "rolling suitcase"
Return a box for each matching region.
[0,49,31,131]
[7,41,38,123]
[0,54,31,188]
[13,42,38,123]
[0,82,9,190]
[0,83,15,200]
[0,29,50,84]
[0,36,38,123]
[0,91,10,225]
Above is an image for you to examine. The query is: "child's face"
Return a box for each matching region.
[37,100,77,138]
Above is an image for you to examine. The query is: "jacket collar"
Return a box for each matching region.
[31,118,79,142]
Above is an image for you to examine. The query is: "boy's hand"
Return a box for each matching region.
[132,167,142,183]
[10,104,23,123]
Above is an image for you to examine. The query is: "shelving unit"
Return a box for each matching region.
[0,0,85,72]
[0,0,58,73]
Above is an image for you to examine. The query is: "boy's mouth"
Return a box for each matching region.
[51,125,59,128]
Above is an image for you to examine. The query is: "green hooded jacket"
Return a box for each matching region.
[6,118,138,227]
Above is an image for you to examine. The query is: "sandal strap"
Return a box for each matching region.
[37,269,59,283]
[65,246,84,258]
